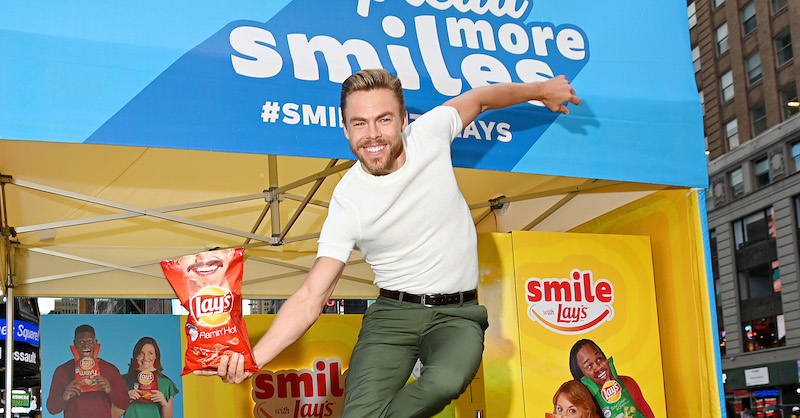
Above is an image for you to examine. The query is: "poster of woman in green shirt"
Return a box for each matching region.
[122,337,180,418]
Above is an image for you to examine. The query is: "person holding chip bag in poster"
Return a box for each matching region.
[46,324,130,418]
[121,337,179,418]
[160,248,258,376]
[569,339,655,418]
[546,380,601,418]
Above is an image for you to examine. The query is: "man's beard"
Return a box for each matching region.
[353,140,404,176]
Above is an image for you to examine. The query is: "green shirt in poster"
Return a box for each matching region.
[122,374,179,418]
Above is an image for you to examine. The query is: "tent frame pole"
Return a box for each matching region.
[1,178,13,418]
[7,178,275,244]
[4,282,12,418]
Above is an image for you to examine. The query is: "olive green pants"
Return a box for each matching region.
[341,296,488,418]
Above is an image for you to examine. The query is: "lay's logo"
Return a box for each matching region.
[525,268,615,335]
[190,286,233,326]
[601,380,622,403]
[252,358,346,418]
[138,371,155,385]
[80,357,95,370]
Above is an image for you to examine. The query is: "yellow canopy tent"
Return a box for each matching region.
[0,139,717,415]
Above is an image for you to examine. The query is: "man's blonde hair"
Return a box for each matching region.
[340,69,405,122]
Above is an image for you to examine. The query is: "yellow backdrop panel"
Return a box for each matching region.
[478,233,526,417]
[570,189,721,417]
[512,230,666,416]
[478,231,668,417]
[180,314,483,417]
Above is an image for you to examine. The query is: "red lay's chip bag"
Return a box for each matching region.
[71,344,101,392]
[161,248,259,375]
[134,370,159,402]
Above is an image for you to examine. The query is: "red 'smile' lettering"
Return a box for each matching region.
[526,269,614,303]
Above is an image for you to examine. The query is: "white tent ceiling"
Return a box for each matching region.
[0,139,669,298]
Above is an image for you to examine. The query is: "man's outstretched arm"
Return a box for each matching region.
[443,75,580,129]
[200,256,346,383]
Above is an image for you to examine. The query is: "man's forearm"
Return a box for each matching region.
[251,257,344,368]
[251,292,325,368]
[470,82,549,113]
[445,75,579,128]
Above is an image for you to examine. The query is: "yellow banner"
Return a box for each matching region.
[515,231,666,416]
[180,313,480,417]
[181,314,362,418]
[480,231,667,417]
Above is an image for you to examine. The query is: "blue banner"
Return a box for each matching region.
[0,320,41,347]
[0,0,707,187]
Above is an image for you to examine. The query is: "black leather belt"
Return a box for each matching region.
[379,288,477,307]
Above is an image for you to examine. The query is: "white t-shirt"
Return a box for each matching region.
[317,106,478,294]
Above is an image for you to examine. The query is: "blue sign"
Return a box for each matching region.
[0,320,41,347]
[0,0,706,187]
[752,390,780,398]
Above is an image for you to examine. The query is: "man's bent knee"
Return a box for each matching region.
[421,366,476,401]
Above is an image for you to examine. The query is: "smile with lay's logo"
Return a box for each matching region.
[80,357,96,370]
[524,268,615,335]
[138,371,155,385]
[601,380,622,403]
[252,358,346,418]
[190,286,233,327]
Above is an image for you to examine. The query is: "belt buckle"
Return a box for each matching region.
[420,294,435,307]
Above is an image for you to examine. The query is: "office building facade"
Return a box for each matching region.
[690,0,800,415]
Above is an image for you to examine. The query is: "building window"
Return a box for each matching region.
[733,210,777,292]
[726,119,739,149]
[745,52,762,85]
[709,229,725,356]
[738,262,777,299]
[742,315,786,352]
[699,90,705,115]
[772,0,787,13]
[721,71,734,102]
[791,141,800,171]
[716,23,730,55]
[689,2,698,28]
[734,207,783,353]
[692,45,701,73]
[751,102,767,136]
[775,29,793,66]
[714,0,725,9]
[729,167,744,198]
[733,207,775,250]
[710,229,719,279]
[753,156,770,187]
[710,229,719,280]
[741,2,757,35]
[781,82,799,120]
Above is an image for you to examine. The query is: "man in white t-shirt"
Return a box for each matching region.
[206,69,579,417]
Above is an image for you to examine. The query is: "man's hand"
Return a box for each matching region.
[91,375,112,394]
[62,380,82,401]
[538,75,581,115]
[193,352,253,384]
